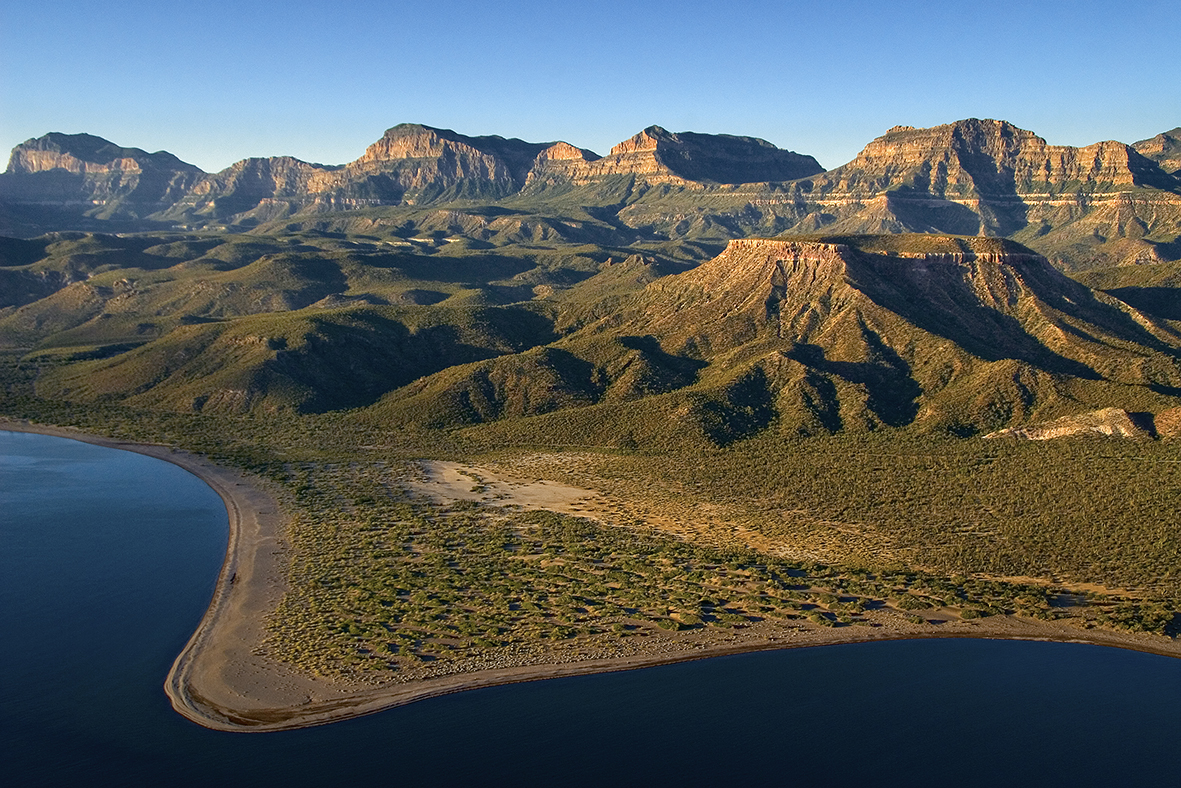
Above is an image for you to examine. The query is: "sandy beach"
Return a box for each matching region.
[3,418,1180,733]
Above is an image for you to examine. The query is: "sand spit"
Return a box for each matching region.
[3,419,1180,733]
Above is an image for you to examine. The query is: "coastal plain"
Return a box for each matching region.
[7,419,1181,732]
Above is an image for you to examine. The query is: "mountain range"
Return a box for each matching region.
[3,119,1179,270]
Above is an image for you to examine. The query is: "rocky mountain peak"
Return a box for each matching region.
[826,118,1174,206]
[5,132,203,176]
[352,124,551,189]
[0,132,206,222]
[534,141,600,162]
[609,126,667,156]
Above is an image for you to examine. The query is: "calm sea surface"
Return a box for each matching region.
[2,429,1180,787]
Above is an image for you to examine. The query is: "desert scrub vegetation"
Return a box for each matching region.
[2,392,1177,676]
[259,459,1175,681]
[570,431,1181,598]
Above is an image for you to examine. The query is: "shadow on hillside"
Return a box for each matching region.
[850,259,1103,380]
[786,332,921,428]
[1104,287,1181,321]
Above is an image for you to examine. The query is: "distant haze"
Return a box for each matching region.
[2,0,1179,172]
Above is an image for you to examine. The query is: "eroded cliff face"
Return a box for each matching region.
[786,119,1181,244]
[163,156,342,221]
[342,124,547,192]
[0,132,205,219]
[171,125,575,221]
[825,120,1168,196]
[3,121,1177,272]
[166,124,823,223]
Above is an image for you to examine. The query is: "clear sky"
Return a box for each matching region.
[2,0,1178,173]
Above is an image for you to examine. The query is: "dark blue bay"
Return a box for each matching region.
[2,430,1179,787]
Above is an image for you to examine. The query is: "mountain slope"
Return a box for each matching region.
[34,303,556,414]
[368,235,1181,445]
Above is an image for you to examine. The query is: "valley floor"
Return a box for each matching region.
[3,419,1179,732]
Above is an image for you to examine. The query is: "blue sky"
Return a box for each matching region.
[2,0,1178,172]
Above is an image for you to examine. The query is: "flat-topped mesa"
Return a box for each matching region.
[728,233,1042,261]
[665,236,1050,321]
[618,233,1181,436]
[644,233,1172,353]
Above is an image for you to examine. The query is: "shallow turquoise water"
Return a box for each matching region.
[2,429,1180,787]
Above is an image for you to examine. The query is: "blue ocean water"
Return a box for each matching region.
[2,430,1179,788]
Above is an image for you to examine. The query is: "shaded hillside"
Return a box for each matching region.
[1073,258,1181,320]
[367,235,1181,446]
[1135,127,1181,174]
[0,230,684,352]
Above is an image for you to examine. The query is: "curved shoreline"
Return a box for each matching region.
[3,419,1180,733]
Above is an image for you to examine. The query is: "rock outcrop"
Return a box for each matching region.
[984,407,1153,439]
[3,120,1178,272]
[163,156,341,222]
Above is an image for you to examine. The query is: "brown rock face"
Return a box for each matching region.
[534,142,600,162]
[607,118,1180,269]
[168,124,822,223]
[166,156,342,221]
[781,119,1181,267]
[164,124,576,221]
[346,124,544,188]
